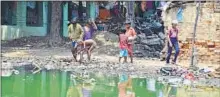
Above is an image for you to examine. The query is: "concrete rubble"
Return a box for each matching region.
[133,17,164,58]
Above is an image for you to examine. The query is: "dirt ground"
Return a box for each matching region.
[1,32,220,88]
[1,31,219,69]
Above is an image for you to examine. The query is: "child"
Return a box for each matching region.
[166,20,180,65]
[119,29,129,63]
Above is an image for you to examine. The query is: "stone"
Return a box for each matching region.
[141,38,161,45]
[144,45,153,51]
[158,32,165,40]
[137,33,146,40]
[146,34,158,39]
[143,28,154,36]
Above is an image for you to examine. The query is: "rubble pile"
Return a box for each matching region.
[133,17,165,58]
[158,66,220,87]
[179,38,220,64]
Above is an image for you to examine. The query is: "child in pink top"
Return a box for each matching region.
[166,20,180,65]
[119,29,129,63]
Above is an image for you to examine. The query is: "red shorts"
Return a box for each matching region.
[127,44,133,57]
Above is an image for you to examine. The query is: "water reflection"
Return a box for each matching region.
[1,70,220,97]
[118,74,135,97]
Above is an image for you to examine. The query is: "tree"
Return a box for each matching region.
[48,1,63,46]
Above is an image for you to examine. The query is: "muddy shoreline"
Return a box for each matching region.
[2,56,220,88]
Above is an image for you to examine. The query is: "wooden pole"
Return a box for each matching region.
[190,1,201,68]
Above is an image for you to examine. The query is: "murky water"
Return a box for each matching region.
[1,70,220,97]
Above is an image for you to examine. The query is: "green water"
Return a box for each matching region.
[1,70,220,97]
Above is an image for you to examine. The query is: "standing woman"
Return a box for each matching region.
[83,19,97,60]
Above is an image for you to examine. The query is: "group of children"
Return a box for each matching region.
[118,21,137,63]
[68,18,97,61]
[69,17,180,65]
[119,20,180,65]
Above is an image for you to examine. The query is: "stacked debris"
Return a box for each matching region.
[158,66,220,79]
[133,17,165,58]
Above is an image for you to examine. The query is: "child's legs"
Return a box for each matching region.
[84,39,96,60]
[119,57,122,63]
[119,50,124,62]
[173,41,180,63]
[119,49,128,63]
[71,41,78,61]
[123,50,128,63]
[124,57,127,63]
[127,44,133,63]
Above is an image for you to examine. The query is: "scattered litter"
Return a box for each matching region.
[13,70,20,75]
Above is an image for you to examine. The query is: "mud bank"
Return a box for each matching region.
[1,56,220,88]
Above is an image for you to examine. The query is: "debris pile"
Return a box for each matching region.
[158,66,220,87]
[133,17,165,58]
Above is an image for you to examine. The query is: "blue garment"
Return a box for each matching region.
[177,7,183,22]
[72,41,77,48]
[119,49,128,57]
[97,24,104,31]
[119,74,128,83]
[166,38,180,63]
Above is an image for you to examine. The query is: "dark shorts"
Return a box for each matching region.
[72,41,77,48]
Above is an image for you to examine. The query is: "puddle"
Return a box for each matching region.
[1,70,220,97]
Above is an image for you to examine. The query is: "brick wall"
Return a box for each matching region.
[163,2,220,64]
[164,2,220,41]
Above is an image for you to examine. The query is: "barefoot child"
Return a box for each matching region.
[125,21,137,63]
[166,20,180,65]
[119,29,129,63]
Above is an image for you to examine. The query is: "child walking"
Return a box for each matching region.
[119,29,129,63]
[166,20,180,65]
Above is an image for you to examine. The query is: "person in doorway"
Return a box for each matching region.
[125,21,137,63]
[82,19,97,61]
[119,29,128,63]
[68,18,84,62]
[166,20,180,65]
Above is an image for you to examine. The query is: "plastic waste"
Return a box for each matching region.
[185,73,195,81]
[13,70,20,75]
[199,67,214,73]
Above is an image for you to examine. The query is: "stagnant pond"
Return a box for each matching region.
[1,70,220,97]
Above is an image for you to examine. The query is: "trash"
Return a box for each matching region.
[13,70,20,75]
[199,67,215,73]
[184,72,195,81]
[160,67,178,76]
